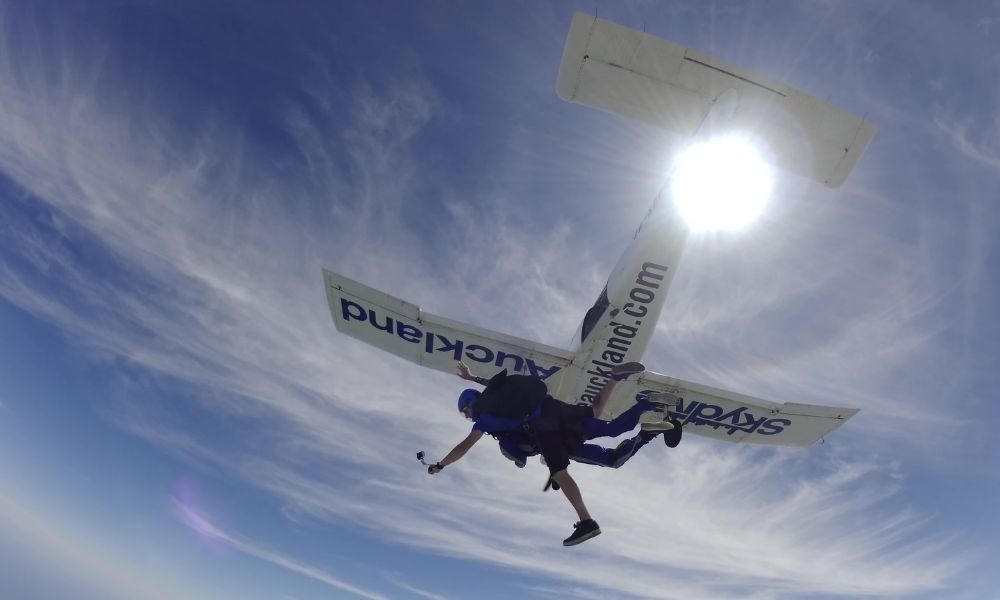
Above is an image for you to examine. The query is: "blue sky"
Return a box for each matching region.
[1,1,998,598]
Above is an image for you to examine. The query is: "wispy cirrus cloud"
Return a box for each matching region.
[934,113,1000,172]
[382,573,449,600]
[0,3,982,599]
[174,498,389,600]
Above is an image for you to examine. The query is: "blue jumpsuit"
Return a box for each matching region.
[496,399,659,469]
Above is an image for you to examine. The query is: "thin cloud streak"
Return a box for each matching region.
[383,573,449,600]
[934,114,1000,172]
[173,498,388,600]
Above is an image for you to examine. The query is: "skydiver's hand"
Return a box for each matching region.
[457,362,473,381]
[427,462,444,475]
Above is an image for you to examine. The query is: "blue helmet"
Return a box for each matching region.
[457,389,479,414]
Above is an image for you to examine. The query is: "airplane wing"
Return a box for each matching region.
[324,269,856,446]
[323,269,573,382]
[606,370,859,447]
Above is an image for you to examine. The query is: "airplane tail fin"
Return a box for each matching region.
[557,13,875,188]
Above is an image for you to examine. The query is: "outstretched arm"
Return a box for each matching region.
[428,429,484,474]
[457,362,490,387]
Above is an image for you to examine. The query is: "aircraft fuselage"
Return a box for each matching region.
[555,189,689,407]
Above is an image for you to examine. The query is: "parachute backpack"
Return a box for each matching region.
[474,369,548,421]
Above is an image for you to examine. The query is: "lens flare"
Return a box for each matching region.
[671,137,772,231]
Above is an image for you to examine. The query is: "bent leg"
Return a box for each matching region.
[607,432,657,467]
[583,399,652,439]
[591,363,645,418]
[569,443,616,467]
[570,431,657,468]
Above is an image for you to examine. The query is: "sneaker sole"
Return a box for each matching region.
[647,392,680,407]
[563,528,602,546]
[641,422,675,432]
[610,362,645,381]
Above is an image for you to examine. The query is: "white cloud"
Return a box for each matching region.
[174,498,388,600]
[0,5,981,598]
[382,573,448,600]
[934,113,1000,172]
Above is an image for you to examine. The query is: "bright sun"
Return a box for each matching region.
[671,136,773,232]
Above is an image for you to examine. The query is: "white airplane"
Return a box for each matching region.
[323,13,875,447]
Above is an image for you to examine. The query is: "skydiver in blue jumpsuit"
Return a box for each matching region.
[495,395,681,470]
[427,361,681,546]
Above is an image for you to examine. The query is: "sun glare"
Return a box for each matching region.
[671,137,773,232]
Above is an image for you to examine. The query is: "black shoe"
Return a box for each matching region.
[610,362,645,381]
[563,519,601,546]
[663,419,683,448]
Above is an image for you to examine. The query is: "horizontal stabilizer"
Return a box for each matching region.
[557,13,876,188]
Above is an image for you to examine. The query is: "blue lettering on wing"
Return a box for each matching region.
[638,390,791,437]
[495,351,523,372]
[397,323,422,343]
[431,334,464,361]
[341,298,366,322]
[339,296,562,380]
[527,360,561,380]
[758,418,791,435]
[464,344,494,363]
[368,309,393,333]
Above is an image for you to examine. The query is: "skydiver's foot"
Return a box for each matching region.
[646,392,681,412]
[662,419,683,448]
[563,519,601,546]
[499,446,526,468]
[640,419,676,433]
[610,362,645,381]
